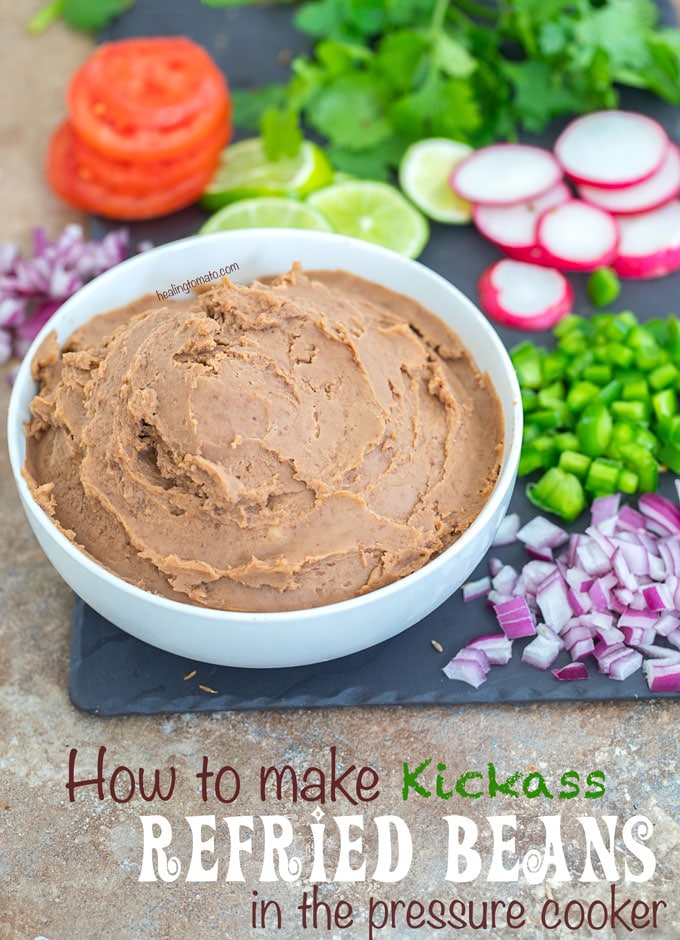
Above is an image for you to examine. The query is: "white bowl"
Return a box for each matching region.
[8,230,522,668]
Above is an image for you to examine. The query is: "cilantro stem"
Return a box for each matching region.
[26,0,65,35]
[451,0,498,22]
[429,0,450,35]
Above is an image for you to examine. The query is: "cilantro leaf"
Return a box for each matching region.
[29,0,133,33]
[374,29,430,93]
[231,85,289,131]
[328,138,405,180]
[571,0,655,73]
[389,72,480,144]
[434,31,477,79]
[261,107,303,161]
[502,60,589,133]
[63,0,132,31]
[306,72,392,151]
[228,0,680,183]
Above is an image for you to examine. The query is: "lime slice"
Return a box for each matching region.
[307,181,430,258]
[201,137,334,210]
[398,138,474,224]
[199,197,333,234]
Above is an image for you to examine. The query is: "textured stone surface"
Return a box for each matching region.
[1,3,679,938]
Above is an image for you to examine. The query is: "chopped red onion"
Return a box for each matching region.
[488,556,505,577]
[494,596,536,638]
[644,660,680,692]
[462,576,491,602]
[620,625,656,647]
[524,543,555,563]
[608,649,643,681]
[638,492,680,534]
[519,560,557,594]
[536,571,572,631]
[590,494,621,527]
[566,585,591,616]
[576,541,611,577]
[492,512,521,546]
[467,634,513,665]
[595,624,625,646]
[517,515,568,549]
[594,642,628,670]
[491,564,519,595]
[654,612,680,636]
[612,548,639,592]
[637,645,680,662]
[642,582,673,611]
[569,637,596,660]
[562,623,595,647]
[445,491,680,692]
[442,656,489,688]
[522,633,561,669]
[552,662,589,681]
[0,225,136,368]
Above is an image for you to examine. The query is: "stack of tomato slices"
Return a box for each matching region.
[47,36,231,220]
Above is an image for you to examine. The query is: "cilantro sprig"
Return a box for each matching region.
[231,0,680,179]
[29,0,680,184]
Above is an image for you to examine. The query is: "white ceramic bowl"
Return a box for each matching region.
[8,230,522,668]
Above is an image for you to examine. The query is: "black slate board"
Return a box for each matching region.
[70,0,680,714]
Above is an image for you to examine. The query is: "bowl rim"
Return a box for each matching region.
[7,228,523,622]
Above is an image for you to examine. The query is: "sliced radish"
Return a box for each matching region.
[554,110,669,189]
[536,200,619,271]
[473,182,571,251]
[503,244,556,266]
[478,258,573,331]
[612,200,680,279]
[578,144,680,216]
[450,144,562,206]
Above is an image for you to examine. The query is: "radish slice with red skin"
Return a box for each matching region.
[536,200,620,272]
[473,182,571,251]
[578,144,680,216]
[478,258,573,331]
[503,244,556,266]
[612,200,680,279]
[450,143,562,206]
[554,110,669,189]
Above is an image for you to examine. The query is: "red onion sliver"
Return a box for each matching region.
[442,657,489,688]
[0,224,134,366]
[608,649,644,681]
[638,492,680,534]
[462,576,492,602]
[644,660,680,692]
[552,662,589,681]
[536,573,572,631]
[516,516,568,549]
[522,634,561,669]
[590,494,621,526]
[467,634,513,665]
[492,513,521,547]
[569,637,596,660]
[456,497,680,694]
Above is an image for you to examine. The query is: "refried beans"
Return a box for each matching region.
[23,264,503,612]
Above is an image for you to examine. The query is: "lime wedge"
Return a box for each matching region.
[201,137,334,210]
[306,181,430,258]
[199,197,333,234]
[398,138,474,224]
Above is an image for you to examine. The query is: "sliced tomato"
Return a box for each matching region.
[75,37,228,129]
[55,120,226,195]
[67,37,231,162]
[47,121,219,220]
